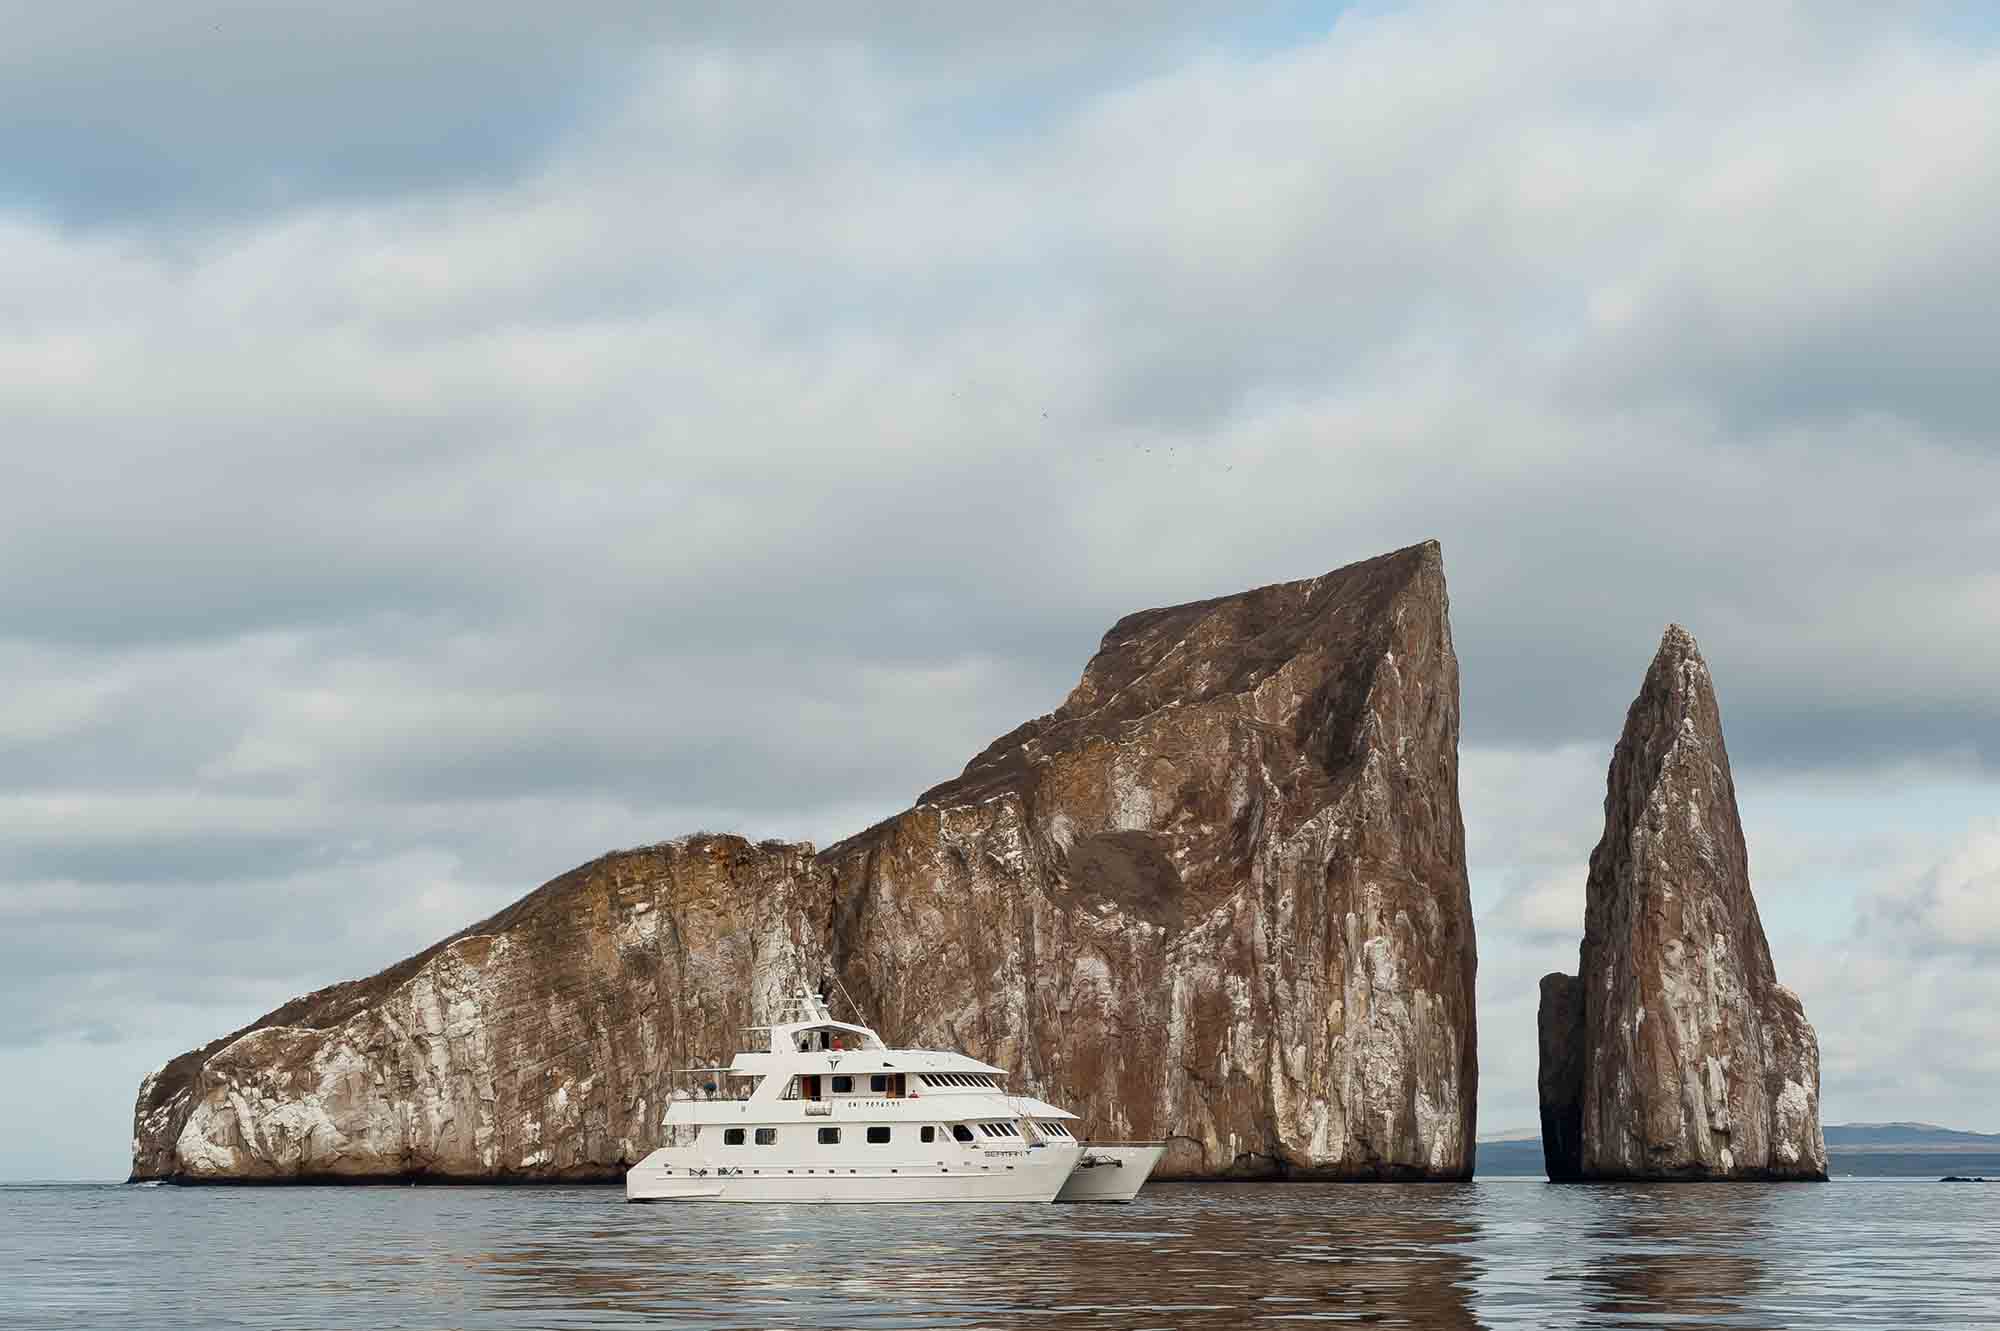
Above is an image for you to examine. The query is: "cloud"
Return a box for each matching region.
[1776,816,2000,1127]
[2,0,1999,1174]
[1857,818,2000,956]
[0,1,1316,223]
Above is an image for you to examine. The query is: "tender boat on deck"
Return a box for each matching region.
[624,990,1161,1204]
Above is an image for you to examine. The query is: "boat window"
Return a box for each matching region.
[952,1124,975,1142]
[755,1128,777,1145]
[723,1128,745,1146]
[818,1126,841,1145]
[832,1075,853,1093]
[870,1074,888,1093]
[921,1126,936,1143]
[867,1126,891,1144]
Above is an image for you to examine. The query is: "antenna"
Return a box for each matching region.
[830,974,872,1029]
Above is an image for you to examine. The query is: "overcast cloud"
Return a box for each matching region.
[3,0,1996,1178]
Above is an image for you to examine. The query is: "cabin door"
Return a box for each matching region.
[801,1074,821,1101]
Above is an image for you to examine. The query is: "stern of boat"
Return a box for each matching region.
[625,1148,723,1203]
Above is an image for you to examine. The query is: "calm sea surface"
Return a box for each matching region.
[4,1179,1996,1329]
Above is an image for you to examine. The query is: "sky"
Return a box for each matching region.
[2,0,1997,1180]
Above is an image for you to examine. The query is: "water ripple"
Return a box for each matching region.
[3,1179,1995,1330]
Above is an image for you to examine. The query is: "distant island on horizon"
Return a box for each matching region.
[1476,1122,2000,1178]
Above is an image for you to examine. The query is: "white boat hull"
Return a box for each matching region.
[1054,1144,1166,1203]
[627,1148,1078,1203]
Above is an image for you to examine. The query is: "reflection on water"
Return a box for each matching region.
[5,1179,1997,1329]
[1569,1187,1776,1330]
[471,1185,1486,1328]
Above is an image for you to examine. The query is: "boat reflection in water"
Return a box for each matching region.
[485,1184,1486,1329]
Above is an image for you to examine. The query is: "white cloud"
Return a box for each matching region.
[1783,817,2000,1127]
[1858,818,2000,954]
[3,0,1999,1174]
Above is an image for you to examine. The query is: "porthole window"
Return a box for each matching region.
[921,1126,936,1143]
[723,1128,745,1146]
[755,1128,777,1145]
[818,1126,841,1145]
[867,1126,891,1144]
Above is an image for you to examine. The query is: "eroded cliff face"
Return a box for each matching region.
[1537,625,1826,1181]
[133,839,828,1181]
[830,541,1476,1179]
[133,541,1478,1181]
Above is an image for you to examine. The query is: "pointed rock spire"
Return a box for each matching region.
[1538,625,1826,1180]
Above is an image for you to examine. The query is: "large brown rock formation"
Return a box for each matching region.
[1537,625,1826,1181]
[132,541,1478,1182]
[131,839,828,1181]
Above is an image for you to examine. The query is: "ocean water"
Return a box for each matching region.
[3,1178,1995,1329]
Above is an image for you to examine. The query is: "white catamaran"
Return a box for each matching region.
[625,989,1163,1203]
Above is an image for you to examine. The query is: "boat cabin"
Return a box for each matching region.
[792,1071,909,1101]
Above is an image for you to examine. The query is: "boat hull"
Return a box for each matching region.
[1054,1144,1166,1203]
[626,1147,1078,1203]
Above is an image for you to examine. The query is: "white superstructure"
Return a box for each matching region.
[624,990,1159,1203]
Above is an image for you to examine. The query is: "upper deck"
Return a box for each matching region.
[661,990,1074,1125]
